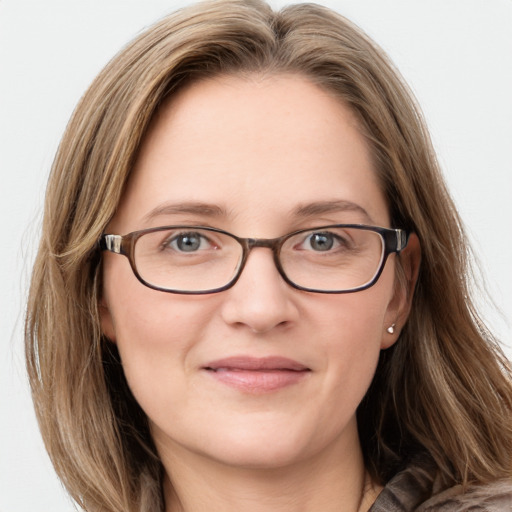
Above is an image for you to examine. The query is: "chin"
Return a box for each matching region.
[198,414,356,471]
[207,435,313,470]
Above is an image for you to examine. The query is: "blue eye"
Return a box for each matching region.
[167,232,211,252]
[305,232,338,251]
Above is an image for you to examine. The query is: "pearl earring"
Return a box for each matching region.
[387,324,396,334]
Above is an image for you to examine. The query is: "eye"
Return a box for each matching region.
[164,231,214,252]
[303,232,341,252]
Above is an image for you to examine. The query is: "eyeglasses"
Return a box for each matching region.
[99,224,409,294]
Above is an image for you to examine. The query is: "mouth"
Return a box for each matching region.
[202,356,311,393]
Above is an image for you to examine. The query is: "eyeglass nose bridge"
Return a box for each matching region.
[235,236,288,284]
[245,237,281,250]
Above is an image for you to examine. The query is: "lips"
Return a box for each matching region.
[203,356,311,393]
[205,356,309,372]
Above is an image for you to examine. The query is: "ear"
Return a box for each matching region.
[99,295,117,343]
[381,233,421,349]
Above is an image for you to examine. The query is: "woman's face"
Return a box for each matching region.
[101,74,411,471]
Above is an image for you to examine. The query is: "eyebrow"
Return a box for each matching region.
[292,200,374,223]
[141,199,374,225]
[142,201,227,223]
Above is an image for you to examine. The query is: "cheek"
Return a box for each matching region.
[102,258,218,408]
[310,276,393,394]
[314,278,391,350]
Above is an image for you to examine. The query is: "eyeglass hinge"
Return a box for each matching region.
[103,234,122,253]
[396,230,408,252]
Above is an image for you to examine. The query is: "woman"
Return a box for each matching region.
[25,1,512,511]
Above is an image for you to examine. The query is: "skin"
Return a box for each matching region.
[101,74,420,512]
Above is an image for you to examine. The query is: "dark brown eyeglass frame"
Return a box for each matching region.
[99,224,409,295]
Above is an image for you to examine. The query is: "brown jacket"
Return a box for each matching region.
[370,457,512,511]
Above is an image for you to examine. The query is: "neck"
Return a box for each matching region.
[159,430,381,512]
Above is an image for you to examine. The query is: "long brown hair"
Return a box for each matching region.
[25,1,512,510]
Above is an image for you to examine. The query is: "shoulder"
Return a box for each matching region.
[370,455,512,511]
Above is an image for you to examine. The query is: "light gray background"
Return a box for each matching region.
[1,1,511,510]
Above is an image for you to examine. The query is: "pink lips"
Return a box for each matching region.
[203,356,311,393]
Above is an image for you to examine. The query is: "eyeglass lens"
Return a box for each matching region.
[133,226,386,293]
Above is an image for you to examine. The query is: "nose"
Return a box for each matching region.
[220,248,300,334]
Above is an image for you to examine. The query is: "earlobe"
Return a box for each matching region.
[381,233,421,349]
[99,296,117,343]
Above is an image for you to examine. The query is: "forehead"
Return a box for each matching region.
[111,74,389,234]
